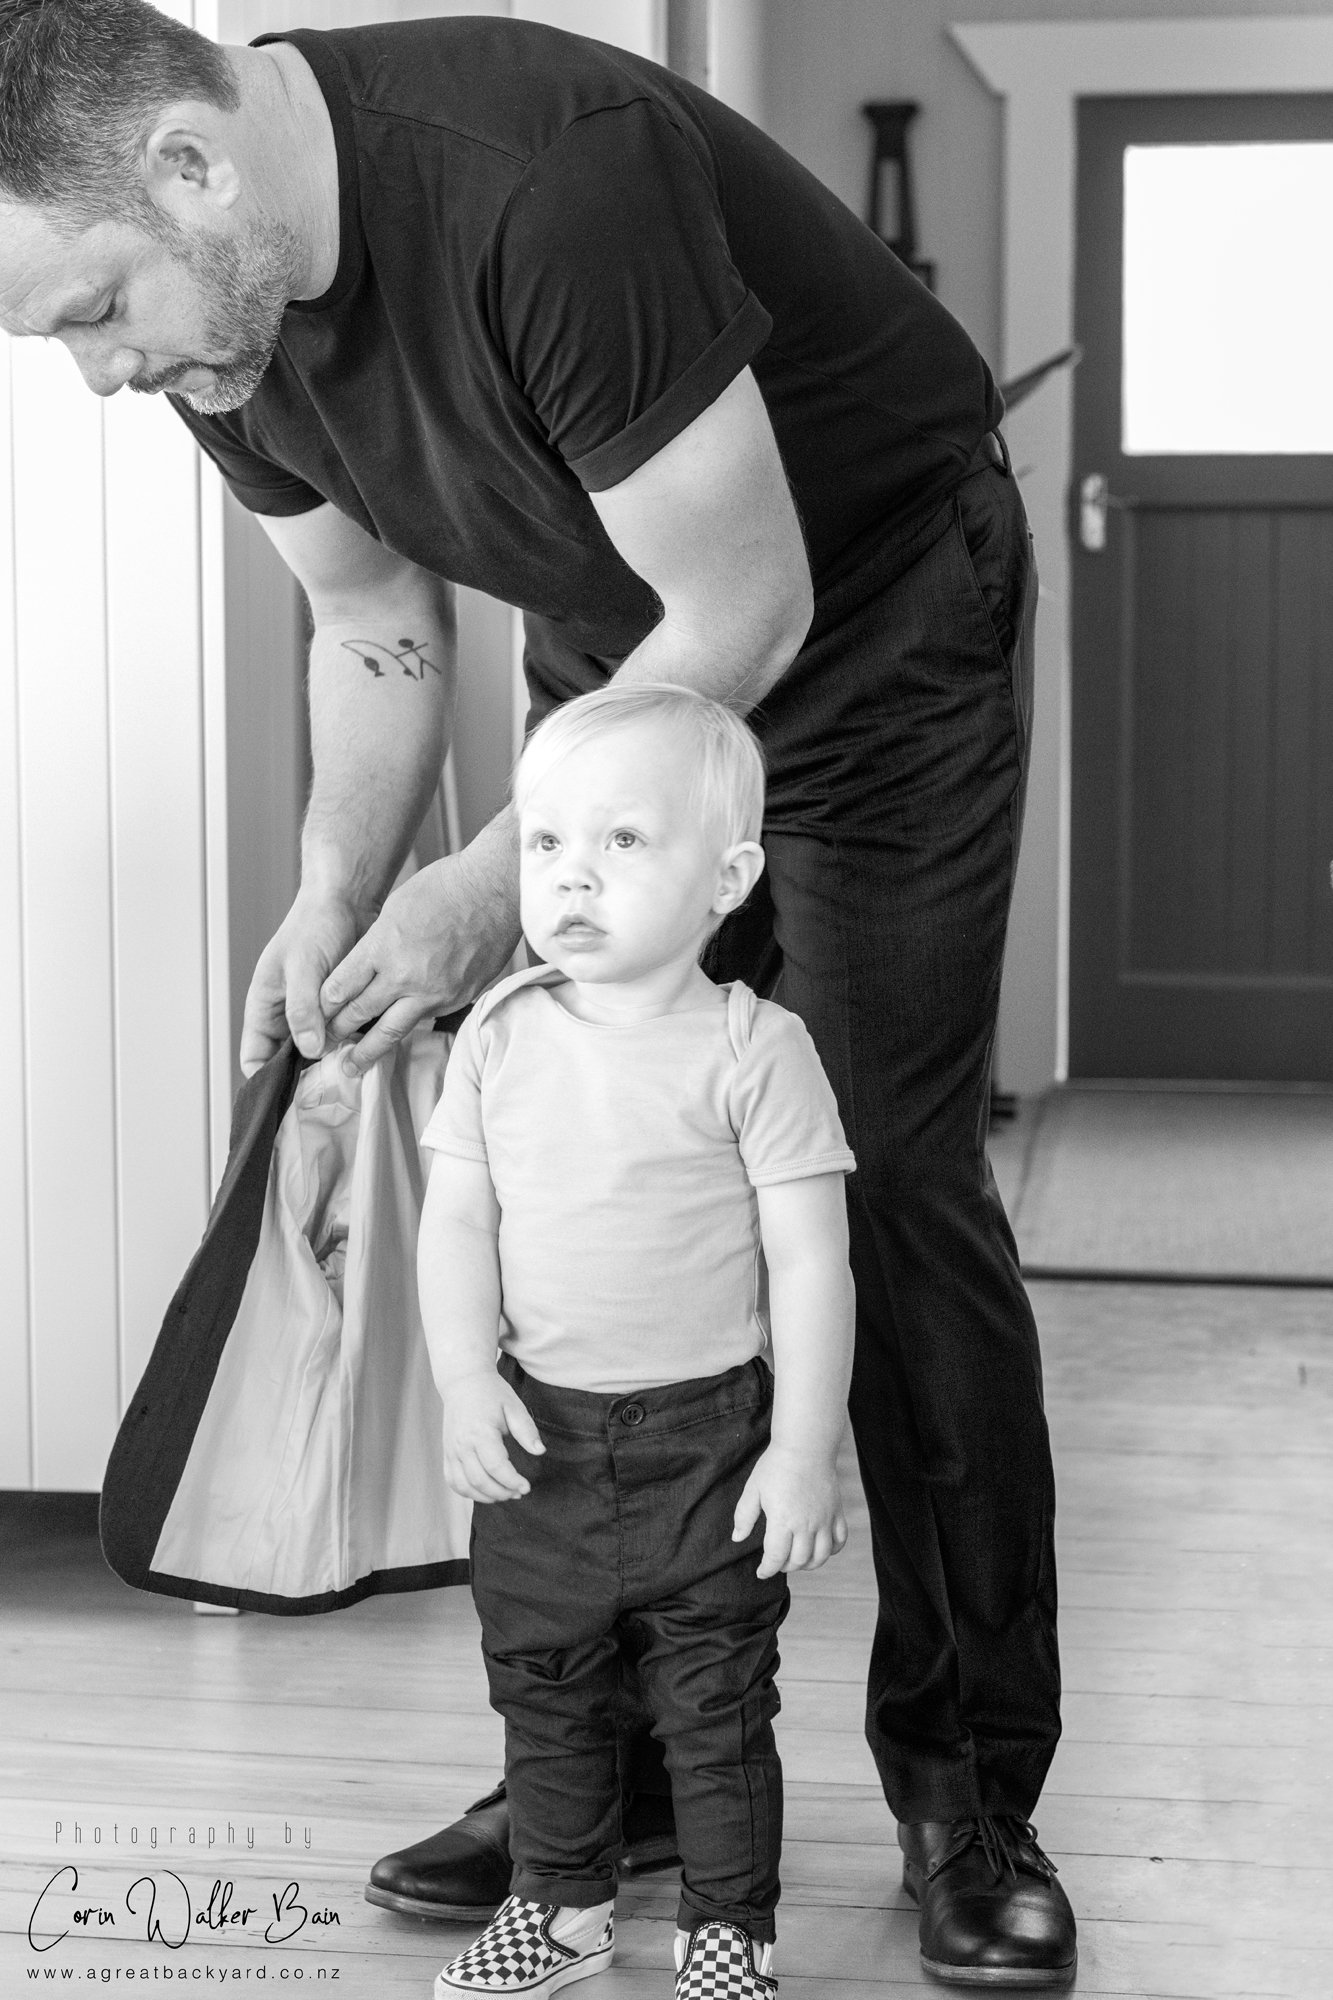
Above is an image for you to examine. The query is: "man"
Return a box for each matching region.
[0,2,1076,1985]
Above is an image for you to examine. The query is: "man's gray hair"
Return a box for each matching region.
[514,682,767,851]
[0,0,238,233]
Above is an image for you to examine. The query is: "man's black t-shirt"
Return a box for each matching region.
[172,17,1001,706]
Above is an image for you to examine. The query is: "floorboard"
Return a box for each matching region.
[2,1277,1329,1998]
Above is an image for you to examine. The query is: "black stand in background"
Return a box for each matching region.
[861,100,935,292]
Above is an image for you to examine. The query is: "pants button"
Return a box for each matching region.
[620,1403,646,1427]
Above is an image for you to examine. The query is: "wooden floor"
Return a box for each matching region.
[2,1279,1331,1998]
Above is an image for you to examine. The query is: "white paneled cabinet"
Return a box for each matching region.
[0,343,217,1488]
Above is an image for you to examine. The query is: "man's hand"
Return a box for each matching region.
[442,1370,546,1503]
[240,885,368,1075]
[320,839,522,1074]
[731,1443,848,1579]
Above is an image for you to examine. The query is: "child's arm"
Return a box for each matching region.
[732,1171,855,1578]
[417,1150,545,1502]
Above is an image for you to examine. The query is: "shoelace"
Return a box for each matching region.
[924,1815,1059,1887]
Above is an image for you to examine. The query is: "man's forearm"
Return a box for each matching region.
[302,581,456,909]
[588,367,814,716]
[610,593,810,716]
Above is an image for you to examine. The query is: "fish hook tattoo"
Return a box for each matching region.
[342,637,441,681]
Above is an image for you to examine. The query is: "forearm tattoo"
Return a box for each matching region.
[341,637,441,681]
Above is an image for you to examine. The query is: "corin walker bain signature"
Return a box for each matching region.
[29,1868,341,1952]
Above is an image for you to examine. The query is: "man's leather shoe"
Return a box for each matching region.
[364,1782,681,1920]
[899,1816,1077,1987]
[366,1784,511,1919]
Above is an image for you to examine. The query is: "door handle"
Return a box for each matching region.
[1079,473,1110,551]
[1078,473,1134,552]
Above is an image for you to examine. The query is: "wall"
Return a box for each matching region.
[761,0,1333,1091]
[764,0,1333,367]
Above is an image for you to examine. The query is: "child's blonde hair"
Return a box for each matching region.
[513,682,766,848]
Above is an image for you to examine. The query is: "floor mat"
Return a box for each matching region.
[1001,1088,1333,1284]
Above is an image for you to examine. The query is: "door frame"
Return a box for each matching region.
[950,15,1333,1093]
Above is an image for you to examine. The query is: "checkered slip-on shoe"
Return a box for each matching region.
[435,1897,614,1998]
[674,1922,777,2000]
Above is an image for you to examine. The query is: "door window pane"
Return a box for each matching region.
[1123,143,1333,454]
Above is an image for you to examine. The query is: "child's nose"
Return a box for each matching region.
[557,850,598,891]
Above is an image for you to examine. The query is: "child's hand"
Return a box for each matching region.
[731,1444,849,1578]
[442,1370,545,1503]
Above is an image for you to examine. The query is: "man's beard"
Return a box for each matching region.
[130,215,302,415]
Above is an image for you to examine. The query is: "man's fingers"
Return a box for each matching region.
[242,965,308,1073]
[277,952,336,1062]
[287,1008,329,1063]
[238,1021,284,1079]
[319,941,378,1027]
[340,998,429,1075]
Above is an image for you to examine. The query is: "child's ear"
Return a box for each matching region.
[714,840,766,915]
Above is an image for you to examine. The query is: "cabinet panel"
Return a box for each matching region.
[0,337,30,1485]
[104,393,213,1395]
[11,339,120,1488]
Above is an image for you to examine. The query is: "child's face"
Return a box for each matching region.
[518,721,748,989]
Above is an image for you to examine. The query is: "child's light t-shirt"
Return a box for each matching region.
[420,964,856,1394]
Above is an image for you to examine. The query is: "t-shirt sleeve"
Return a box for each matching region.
[493,98,773,492]
[420,1008,490,1162]
[167,396,324,518]
[730,1006,857,1187]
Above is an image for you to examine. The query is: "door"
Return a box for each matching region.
[1070,95,1333,1081]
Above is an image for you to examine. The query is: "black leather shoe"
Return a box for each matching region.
[365,1784,511,1919]
[364,1782,681,1920]
[900,1816,1077,1987]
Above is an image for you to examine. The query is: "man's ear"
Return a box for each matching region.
[714,840,766,916]
[143,105,241,218]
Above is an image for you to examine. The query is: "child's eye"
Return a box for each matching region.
[534,833,559,853]
[610,830,639,850]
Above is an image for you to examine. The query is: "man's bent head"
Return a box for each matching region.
[0,0,238,230]
[0,0,301,410]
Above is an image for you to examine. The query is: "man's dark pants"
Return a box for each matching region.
[702,446,1060,1822]
[472,1356,788,1940]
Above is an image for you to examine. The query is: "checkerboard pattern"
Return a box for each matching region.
[436,1896,614,1996]
[675,1922,778,2000]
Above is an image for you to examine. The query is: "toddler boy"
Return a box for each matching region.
[418,684,856,2000]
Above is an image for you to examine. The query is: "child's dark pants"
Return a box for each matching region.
[469,1354,789,1942]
